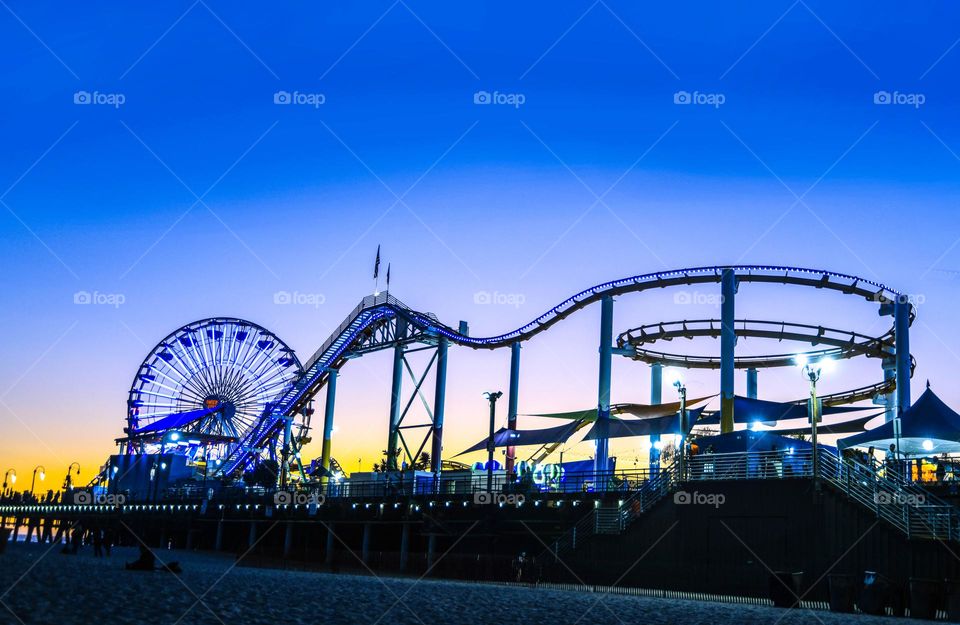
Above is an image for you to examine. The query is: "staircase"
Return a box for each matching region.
[545,461,680,561]
[819,450,959,541]
[544,451,959,567]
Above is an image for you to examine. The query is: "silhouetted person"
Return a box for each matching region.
[103,527,114,557]
[126,544,156,571]
[93,527,103,557]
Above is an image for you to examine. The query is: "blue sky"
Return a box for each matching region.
[2,1,960,479]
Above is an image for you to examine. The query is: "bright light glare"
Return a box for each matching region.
[923,439,934,451]
[794,353,808,368]
[665,368,684,387]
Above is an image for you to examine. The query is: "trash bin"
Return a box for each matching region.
[909,578,942,620]
[945,579,960,621]
[828,574,856,612]
[0,528,9,554]
[769,571,803,608]
[860,571,891,616]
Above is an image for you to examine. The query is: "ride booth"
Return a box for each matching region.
[106,453,192,501]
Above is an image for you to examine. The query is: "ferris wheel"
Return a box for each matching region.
[125,318,304,464]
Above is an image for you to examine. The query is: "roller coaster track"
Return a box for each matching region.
[617,318,916,407]
[618,318,897,367]
[215,265,907,477]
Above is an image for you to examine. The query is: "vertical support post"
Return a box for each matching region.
[325,522,336,565]
[427,533,437,569]
[649,363,662,477]
[746,368,758,399]
[387,318,408,471]
[720,269,736,433]
[215,519,223,551]
[506,341,521,475]
[595,295,614,475]
[895,300,912,415]
[399,523,410,573]
[247,522,257,550]
[320,369,338,486]
[362,523,372,564]
[280,416,293,488]
[882,357,896,422]
[431,337,448,474]
[283,522,294,558]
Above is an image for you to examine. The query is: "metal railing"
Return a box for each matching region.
[686,449,814,482]
[320,468,657,500]
[819,450,959,541]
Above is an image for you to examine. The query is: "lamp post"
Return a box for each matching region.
[670,373,688,479]
[2,469,15,496]
[483,391,503,494]
[667,370,688,480]
[797,355,833,489]
[30,465,46,496]
[64,462,80,492]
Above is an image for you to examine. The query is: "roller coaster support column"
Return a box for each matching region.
[320,369,338,487]
[431,337,448,474]
[746,368,758,399]
[881,358,896,422]
[720,269,737,433]
[649,363,662,478]
[595,295,614,475]
[895,300,912,415]
[387,318,408,471]
[280,416,293,488]
[506,342,521,476]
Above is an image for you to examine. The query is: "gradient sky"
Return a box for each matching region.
[3,2,960,486]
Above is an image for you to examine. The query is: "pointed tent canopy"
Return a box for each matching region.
[837,387,960,456]
[525,394,716,421]
[583,406,708,441]
[455,420,585,457]
[697,395,868,427]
